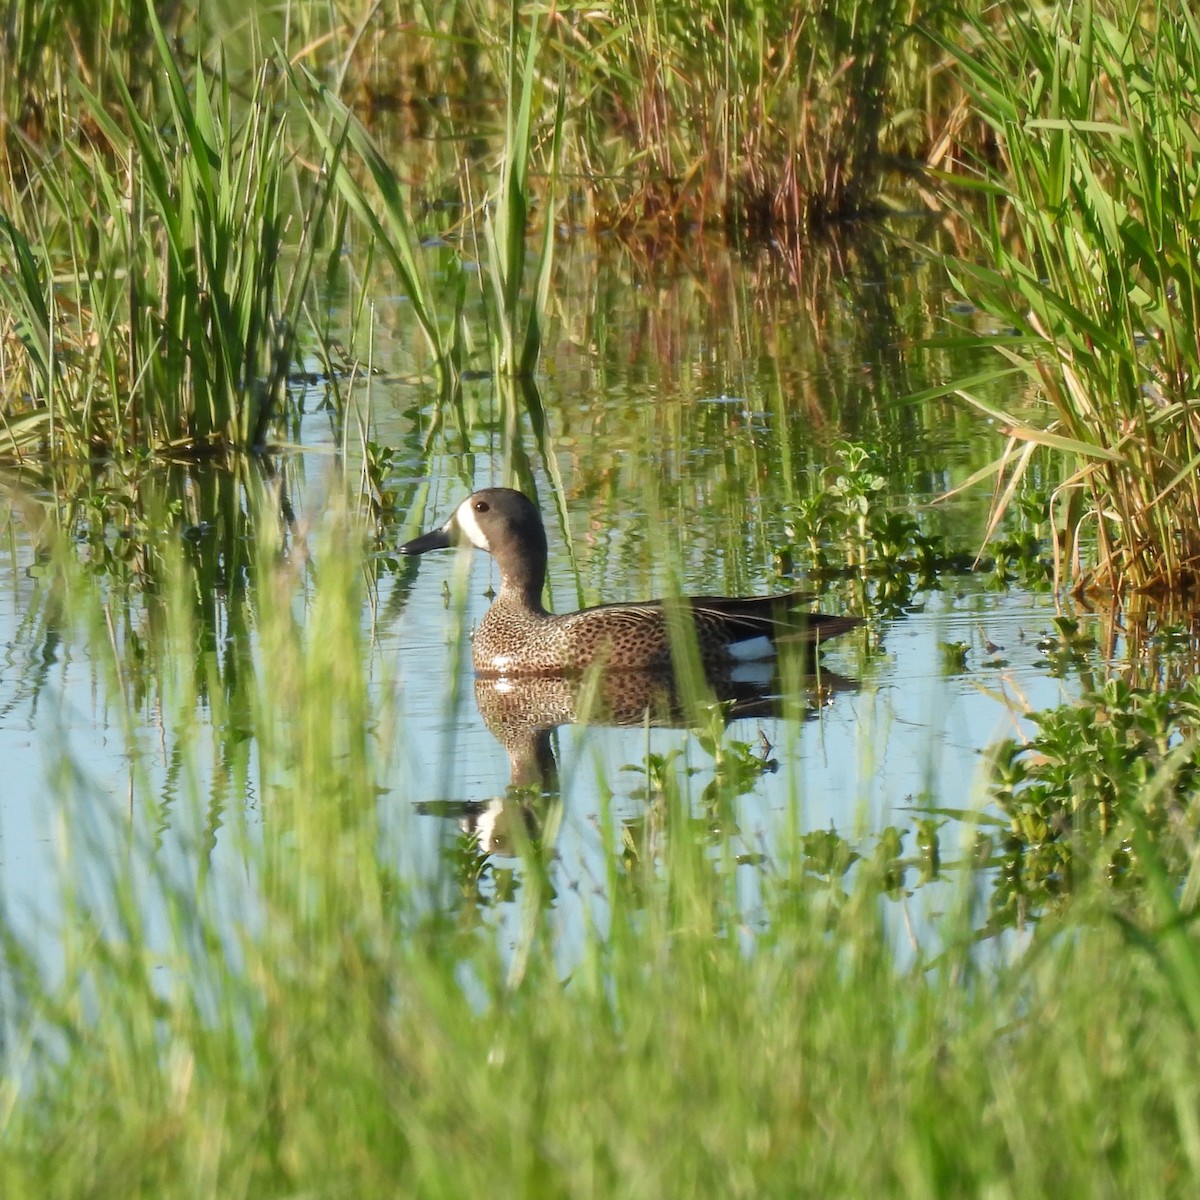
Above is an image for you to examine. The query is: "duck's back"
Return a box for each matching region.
[472,591,857,676]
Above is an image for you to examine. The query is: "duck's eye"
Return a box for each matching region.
[473,500,490,513]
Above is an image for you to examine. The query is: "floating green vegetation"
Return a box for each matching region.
[986,676,1200,932]
[776,441,1055,613]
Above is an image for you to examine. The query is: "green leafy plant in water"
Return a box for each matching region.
[801,827,860,882]
[826,442,888,563]
[871,826,908,895]
[783,440,1056,609]
[784,442,886,574]
[784,442,943,608]
[693,722,779,816]
[620,724,775,882]
[939,639,970,674]
[985,677,1200,931]
[361,440,397,515]
[1034,615,1100,679]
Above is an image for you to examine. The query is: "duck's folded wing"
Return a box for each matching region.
[686,593,861,644]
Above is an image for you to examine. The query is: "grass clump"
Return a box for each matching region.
[561,0,904,230]
[933,0,1200,593]
[2,499,1200,1195]
[293,0,565,388]
[0,0,156,153]
[299,0,938,242]
[0,8,333,460]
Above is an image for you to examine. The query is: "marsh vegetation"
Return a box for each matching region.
[2,0,1200,1195]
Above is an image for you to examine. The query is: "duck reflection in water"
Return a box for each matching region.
[416,663,860,858]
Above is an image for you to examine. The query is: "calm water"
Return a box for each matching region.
[0,227,1115,956]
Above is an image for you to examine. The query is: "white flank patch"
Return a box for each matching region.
[454,497,491,550]
[727,634,775,662]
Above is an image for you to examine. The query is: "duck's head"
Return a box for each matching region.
[399,488,549,593]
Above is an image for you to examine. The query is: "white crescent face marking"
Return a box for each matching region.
[454,497,491,550]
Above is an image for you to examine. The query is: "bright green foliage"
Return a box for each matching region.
[933,0,1200,591]
[2,513,1200,1196]
[292,61,457,380]
[988,676,1200,930]
[780,442,1052,612]
[0,8,331,459]
[483,2,564,379]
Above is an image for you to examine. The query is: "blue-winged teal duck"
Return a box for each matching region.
[399,488,862,676]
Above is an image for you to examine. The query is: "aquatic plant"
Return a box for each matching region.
[292,60,459,384]
[556,0,906,228]
[932,0,1200,593]
[0,8,334,459]
[291,0,946,235]
[2,491,1200,1195]
[481,2,564,379]
[986,675,1200,931]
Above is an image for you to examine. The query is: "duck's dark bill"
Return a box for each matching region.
[399,526,452,555]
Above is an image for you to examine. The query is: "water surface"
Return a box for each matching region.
[0,227,1113,959]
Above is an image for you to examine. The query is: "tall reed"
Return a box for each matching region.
[291,0,924,236]
[0,7,331,460]
[292,59,459,383]
[931,0,1200,593]
[481,1,564,379]
[561,0,902,228]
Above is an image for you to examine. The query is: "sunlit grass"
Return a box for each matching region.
[292,58,460,385]
[932,0,1200,593]
[0,483,1199,1195]
[0,0,1012,466]
[285,0,937,231]
[480,1,563,379]
[0,8,335,460]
